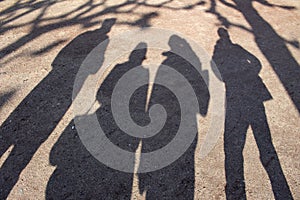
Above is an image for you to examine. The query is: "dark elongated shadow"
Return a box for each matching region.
[46,43,148,199]
[212,28,293,200]
[0,18,115,199]
[137,35,210,199]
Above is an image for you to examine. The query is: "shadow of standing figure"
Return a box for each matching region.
[137,35,210,199]
[44,18,132,199]
[212,28,293,200]
[95,42,148,154]
[0,16,116,200]
[46,43,148,199]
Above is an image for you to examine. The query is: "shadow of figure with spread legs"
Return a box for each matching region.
[212,28,293,200]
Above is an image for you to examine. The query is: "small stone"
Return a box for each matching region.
[19,188,23,194]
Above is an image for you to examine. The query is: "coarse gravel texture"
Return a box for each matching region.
[0,0,299,199]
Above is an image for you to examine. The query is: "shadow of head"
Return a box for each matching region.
[167,35,189,51]
[129,42,148,65]
[99,18,117,34]
[217,27,232,43]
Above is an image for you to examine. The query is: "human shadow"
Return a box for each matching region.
[0,18,115,199]
[137,35,210,199]
[47,34,210,199]
[46,43,148,199]
[212,28,293,200]
[207,0,300,114]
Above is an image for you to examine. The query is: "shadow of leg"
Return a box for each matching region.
[224,109,248,200]
[251,104,293,200]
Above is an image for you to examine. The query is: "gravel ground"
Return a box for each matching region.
[0,0,299,199]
